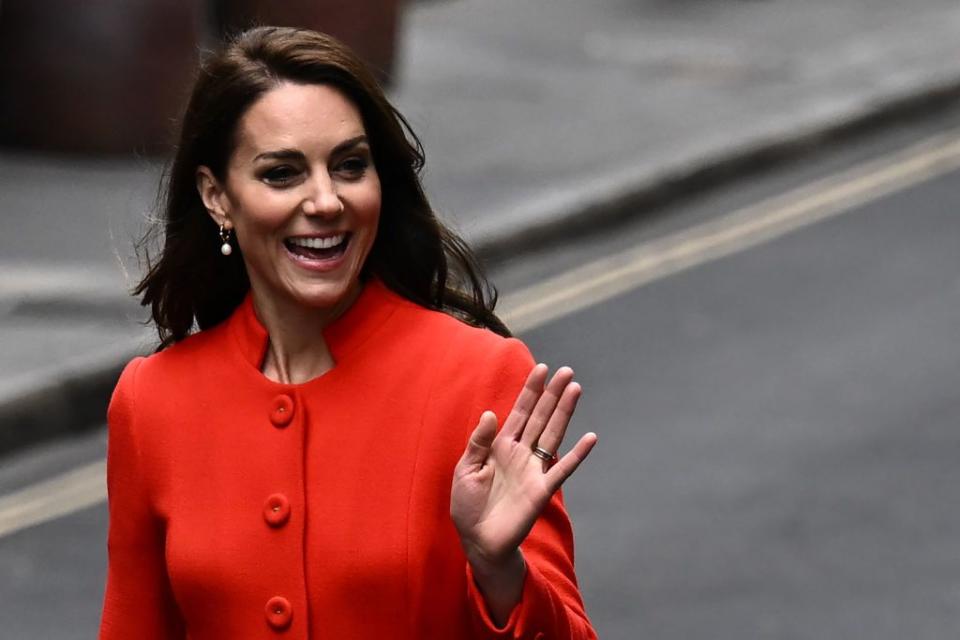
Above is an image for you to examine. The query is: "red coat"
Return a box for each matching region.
[100,277,596,639]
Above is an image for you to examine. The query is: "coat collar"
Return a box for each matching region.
[228,276,402,371]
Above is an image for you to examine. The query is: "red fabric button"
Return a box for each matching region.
[265,596,293,630]
[263,493,291,528]
[269,395,294,427]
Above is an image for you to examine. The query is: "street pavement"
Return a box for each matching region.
[532,169,960,640]
[2,0,960,452]
[394,0,960,247]
[1,116,958,638]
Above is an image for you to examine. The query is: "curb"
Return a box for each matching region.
[473,74,960,264]
[0,337,145,457]
[3,74,960,458]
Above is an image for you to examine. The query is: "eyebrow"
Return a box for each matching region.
[253,135,369,162]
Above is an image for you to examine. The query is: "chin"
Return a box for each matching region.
[289,278,360,310]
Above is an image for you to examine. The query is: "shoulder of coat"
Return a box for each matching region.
[136,320,231,378]
[396,304,530,377]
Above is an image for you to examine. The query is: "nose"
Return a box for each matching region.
[300,172,343,217]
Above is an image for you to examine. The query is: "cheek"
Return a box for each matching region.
[352,180,382,228]
[358,196,381,228]
[231,187,297,236]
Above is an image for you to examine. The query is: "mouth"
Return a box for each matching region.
[283,232,351,265]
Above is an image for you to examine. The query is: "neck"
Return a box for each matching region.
[250,283,363,384]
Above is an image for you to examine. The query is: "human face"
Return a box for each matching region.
[199,81,381,314]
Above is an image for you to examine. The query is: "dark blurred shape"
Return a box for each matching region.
[0,0,202,155]
[0,0,403,155]
[214,0,402,86]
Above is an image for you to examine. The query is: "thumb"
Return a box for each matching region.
[458,410,498,470]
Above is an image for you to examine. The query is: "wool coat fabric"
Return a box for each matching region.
[99,277,596,639]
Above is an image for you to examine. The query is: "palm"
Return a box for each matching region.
[451,365,597,567]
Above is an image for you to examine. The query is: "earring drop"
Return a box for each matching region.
[219,224,233,256]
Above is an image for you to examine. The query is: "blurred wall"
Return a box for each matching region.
[0,0,402,155]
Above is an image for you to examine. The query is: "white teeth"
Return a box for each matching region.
[288,234,346,250]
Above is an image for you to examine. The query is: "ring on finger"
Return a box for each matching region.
[532,445,557,462]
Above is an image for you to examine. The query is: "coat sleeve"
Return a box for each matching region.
[99,357,185,639]
[463,337,597,639]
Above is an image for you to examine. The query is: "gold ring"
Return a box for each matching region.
[532,446,557,462]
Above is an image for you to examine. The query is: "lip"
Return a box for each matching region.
[285,231,348,241]
[283,232,352,272]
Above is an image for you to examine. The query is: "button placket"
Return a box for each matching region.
[264,394,295,632]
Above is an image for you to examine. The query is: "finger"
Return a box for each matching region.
[544,432,598,493]
[519,366,575,448]
[458,411,498,471]
[500,363,549,440]
[530,380,581,456]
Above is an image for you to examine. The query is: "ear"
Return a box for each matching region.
[196,166,233,229]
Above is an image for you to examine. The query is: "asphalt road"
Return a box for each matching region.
[1,119,958,638]
[524,168,960,639]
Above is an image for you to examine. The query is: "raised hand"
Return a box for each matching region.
[450,364,598,575]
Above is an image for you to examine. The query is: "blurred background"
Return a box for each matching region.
[1,1,960,638]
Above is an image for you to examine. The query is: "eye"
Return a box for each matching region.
[335,156,370,180]
[261,165,300,186]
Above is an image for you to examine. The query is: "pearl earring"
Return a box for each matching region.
[219,224,233,256]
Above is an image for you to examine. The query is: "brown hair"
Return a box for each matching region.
[136,26,509,349]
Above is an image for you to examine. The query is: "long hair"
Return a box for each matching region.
[136,26,510,350]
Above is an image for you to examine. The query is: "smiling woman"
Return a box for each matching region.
[135,27,507,350]
[194,82,383,381]
[102,26,597,639]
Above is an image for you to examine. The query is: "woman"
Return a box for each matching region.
[100,26,597,639]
